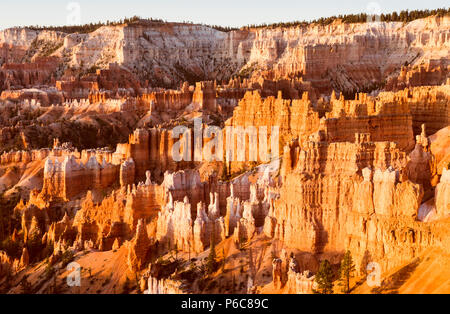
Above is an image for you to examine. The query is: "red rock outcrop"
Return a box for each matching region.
[120,158,135,187]
[264,133,435,272]
[56,63,141,99]
[386,61,450,91]
[400,84,450,136]
[155,171,227,253]
[41,155,119,200]
[226,90,317,175]
[145,276,185,294]
[140,82,192,112]
[19,247,29,269]
[324,92,415,151]
[127,219,152,271]
[112,128,179,181]
[0,251,13,278]
[0,56,60,92]
[429,126,450,175]
[45,212,77,246]
[406,143,436,192]
[192,81,217,111]
[0,87,64,106]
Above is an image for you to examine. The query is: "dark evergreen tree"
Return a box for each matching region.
[338,250,356,294]
[206,225,218,274]
[313,259,334,294]
[21,8,450,34]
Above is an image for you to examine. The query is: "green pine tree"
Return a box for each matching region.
[206,226,218,274]
[313,259,334,294]
[338,250,356,294]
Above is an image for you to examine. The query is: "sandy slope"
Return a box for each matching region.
[0,160,45,196]
[353,246,450,294]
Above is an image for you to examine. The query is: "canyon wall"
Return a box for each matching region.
[1,16,448,92]
[264,132,443,273]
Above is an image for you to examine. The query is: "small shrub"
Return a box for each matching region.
[61,250,74,268]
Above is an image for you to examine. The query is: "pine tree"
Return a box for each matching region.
[313,259,334,294]
[188,241,191,261]
[52,274,58,294]
[135,273,141,294]
[20,275,32,294]
[221,248,226,271]
[338,250,356,294]
[206,226,217,274]
[122,277,131,294]
[231,273,236,293]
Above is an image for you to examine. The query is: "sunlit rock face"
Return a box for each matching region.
[265,133,439,273]
[127,219,152,271]
[436,169,450,219]
[1,16,449,91]
[41,155,119,200]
